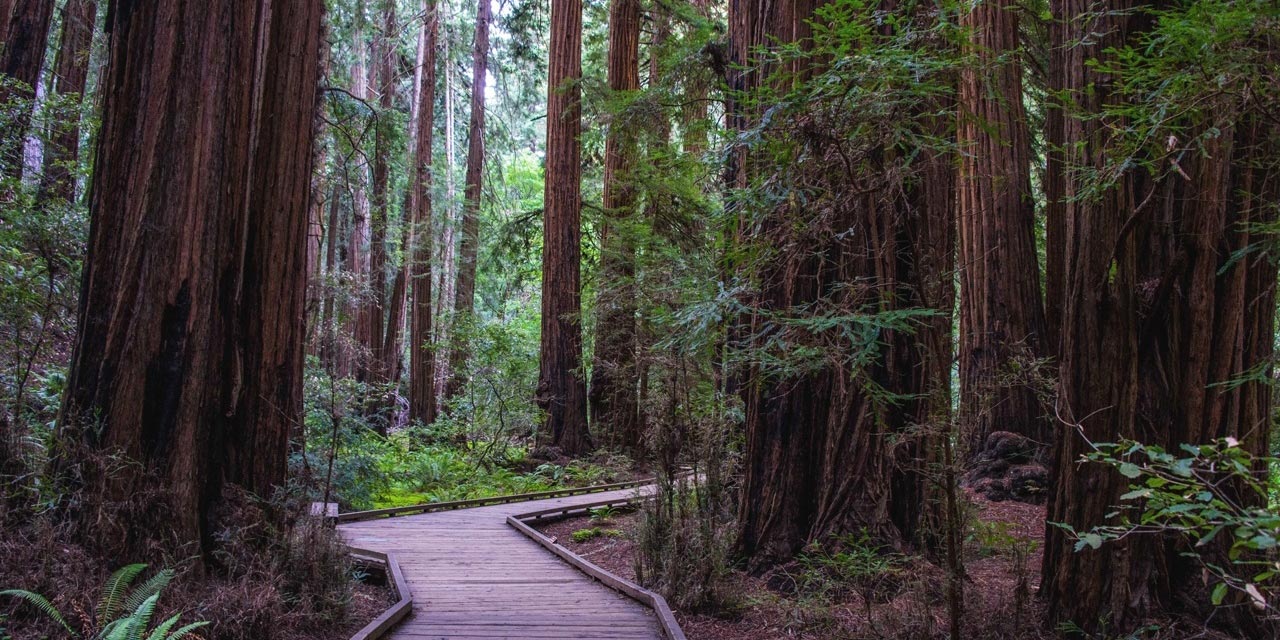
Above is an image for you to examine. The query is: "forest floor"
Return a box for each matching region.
[537,490,1055,640]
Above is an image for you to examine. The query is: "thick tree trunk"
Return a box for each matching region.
[58,0,322,559]
[0,0,55,179]
[956,0,1049,459]
[537,0,591,455]
[733,0,954,566]
[408,1,438,425]
[445,0,488,401]
[588,0,641,452]
[37,0,96,202]
[433,12,457,400]
[1042,1,1278,632]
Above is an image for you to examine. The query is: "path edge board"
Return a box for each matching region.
[347,546,413,640]
[507,497,688,640]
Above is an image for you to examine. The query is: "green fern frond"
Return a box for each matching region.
[0,589,76,636]
[125,594,159,640]
[121,570,172,616]
[164,621,209,640]
[142,614,179,640]
[97,564,147,623]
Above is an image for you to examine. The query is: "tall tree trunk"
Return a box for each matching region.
[445,0,488,401]
[37,0,96,202]
[537,0,591,454]
[408,0,438,425]
[434,11,457,400]
[348,32,372,380]
[0,0,55,180]
[956,0,1049,460]
[589,0,640,452]
[1042,1,1278,632]
[733,0,955,566]
[365,0,396,425]
[58,0,322,559]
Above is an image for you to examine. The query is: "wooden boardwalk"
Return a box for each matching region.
[338,486,664,640]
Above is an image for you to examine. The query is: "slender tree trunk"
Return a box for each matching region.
[322,181,344,374]
[434,11,457,400]
[1043,1,1278,632]
[446,0,489,401]
[589,0,641,451]
[58,0,323,559]
[956,0,1049,460]
[365,0,396,425]
[408,1,438,425]
[37,0,96,202]
[0,0,55,180]
[348,32,372,380]
[537,0,591,454]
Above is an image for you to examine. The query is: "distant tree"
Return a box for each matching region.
[447,0,490,402]
[590,0,641,452]
[409,0,439,426]
[537,0,591,454]
[38,0,97,203]
[58,0,323,559]
[956,0,1049,459]
[0,0,55,179]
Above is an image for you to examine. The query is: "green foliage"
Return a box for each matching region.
[588,505,620,524]
[1059,438,1278,617]
[1,564,207,640]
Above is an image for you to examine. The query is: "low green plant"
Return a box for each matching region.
[571,528,602,543]
[1058,438,1278,618]
[588,505,620,524]
[0,564,208,639]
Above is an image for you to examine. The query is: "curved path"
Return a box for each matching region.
[338,486,662,640]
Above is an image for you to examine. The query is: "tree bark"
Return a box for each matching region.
[58,0,323,559]
[588,0,641,452]
[956,0,1049,459]
[0,0,55,180]
[1042,0,1278,632]
[733,0,955,566]
[364,0,396,422]
[445,0,489,401]
[37,0,96,202]
[537,0,591,455]
[408,0,438,425]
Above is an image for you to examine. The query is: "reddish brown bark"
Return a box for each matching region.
[0,0,55,179]
[956,0,1049,458]
[37,0,96,202]
[59,0,323,558]
[408,2,438,425]
[732,0,955,566]
[537,0,591,455]
[589,0,641,452]
[364,0,396,411]
[1043,1,1278,632]
[445,0,489,401]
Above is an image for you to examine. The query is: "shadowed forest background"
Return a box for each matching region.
[0,0,1278,638]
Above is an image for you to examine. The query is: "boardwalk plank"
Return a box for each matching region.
[339,486,663,640]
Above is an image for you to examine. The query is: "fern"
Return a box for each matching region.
[97,564,147,623]
[0,589,76,636]
[124,593,160,640]
[162,621,209,640]
[121,570,173,617]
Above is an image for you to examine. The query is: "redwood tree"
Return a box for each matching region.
[0,0,55,179]
[364,0,396,412]
[732,0,956,564]
[537,0,591,454]
[38,0,97,202]
[446,0,490,401]
[1042,0,1279,631]
[409,2,439,425]
[589,0,641,451]
[58,0,323,557]
[956,0,1049,459]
